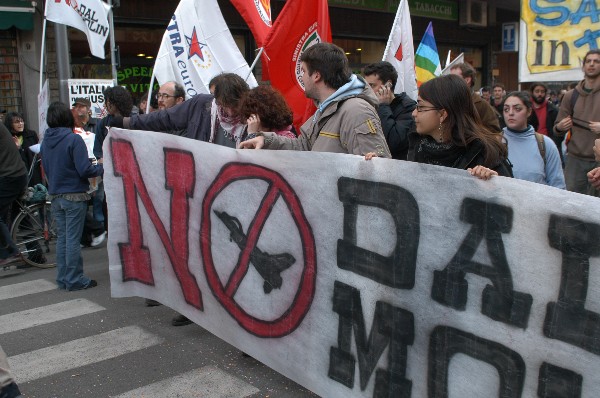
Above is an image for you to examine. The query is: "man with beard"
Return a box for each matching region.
[528,83,560,158]
[554,49,600,195]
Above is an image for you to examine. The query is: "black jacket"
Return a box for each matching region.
[407,133,513,177]
[377,93,416,160]
[17,129,42,186]
[122,94,214,143]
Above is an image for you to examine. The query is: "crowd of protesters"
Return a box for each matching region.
[2,41,599,398]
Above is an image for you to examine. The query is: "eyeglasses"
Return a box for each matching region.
[415,105,439,113]
[155,93,177,100]
[13,120,24,124]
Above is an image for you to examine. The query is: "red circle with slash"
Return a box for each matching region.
[201,162,317,337]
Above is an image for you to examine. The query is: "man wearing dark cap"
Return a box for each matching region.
[71,98,106,248]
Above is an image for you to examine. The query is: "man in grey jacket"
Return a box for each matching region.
[240,43,391,158]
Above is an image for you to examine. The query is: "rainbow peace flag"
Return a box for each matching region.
[415,22,442,87]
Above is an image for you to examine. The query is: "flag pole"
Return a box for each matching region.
[146,72,156,114]
[39,2,48,93]
[108,0,118,86]
[246,47,264,81]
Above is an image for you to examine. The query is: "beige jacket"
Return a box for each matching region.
[262,77,391,158]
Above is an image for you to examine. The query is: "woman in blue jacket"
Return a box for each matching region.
[41,102,104,290]
[502,92,565,189]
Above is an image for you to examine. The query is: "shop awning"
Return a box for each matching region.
[0,1,35,30]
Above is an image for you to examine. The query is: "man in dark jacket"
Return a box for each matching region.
[0,123,27,266]
[450,63,502,134]
[528,82,560,148]
[363,61,416,160]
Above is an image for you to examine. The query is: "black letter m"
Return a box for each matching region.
[328,281,413,397]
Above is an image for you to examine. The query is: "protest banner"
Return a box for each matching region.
[68,79,113,118]
[45,0,111,59]
[519,0,600,82]
[104,128,600,397]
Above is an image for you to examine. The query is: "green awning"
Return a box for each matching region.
[0,1,35,30]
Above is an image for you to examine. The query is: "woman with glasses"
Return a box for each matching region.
[4,112,42,186]
[502,91,565,188]
[405,74,512,178]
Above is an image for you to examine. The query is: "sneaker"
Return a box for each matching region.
[90,231,107,247]
[145,299,161,307]
[85,280,98,289]
[171,314,193,326]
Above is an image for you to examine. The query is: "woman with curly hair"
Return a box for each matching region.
[241,85,296,140]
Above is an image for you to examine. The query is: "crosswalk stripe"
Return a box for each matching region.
[112,365,260,398]
[8,326,164,383]
[0,299,105,334]
[0,279,56,301]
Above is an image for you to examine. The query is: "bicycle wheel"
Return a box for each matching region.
[10,202,57,268]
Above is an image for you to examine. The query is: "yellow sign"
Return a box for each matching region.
[519,0,600,82]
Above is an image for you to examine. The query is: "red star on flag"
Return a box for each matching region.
[187,27,205,61]
[395,43,403,61]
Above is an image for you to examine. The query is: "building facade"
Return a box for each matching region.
[1,0,519,132]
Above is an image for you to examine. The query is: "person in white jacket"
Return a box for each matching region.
[502,91,565,189]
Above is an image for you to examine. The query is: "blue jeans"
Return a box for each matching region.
[93,182,105,225]
[52,198,91,290]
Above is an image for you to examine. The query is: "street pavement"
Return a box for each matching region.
[0,244,317,398]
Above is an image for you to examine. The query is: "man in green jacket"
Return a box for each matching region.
[240,43,391,158]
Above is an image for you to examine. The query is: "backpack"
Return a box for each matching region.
[534,132,546,166]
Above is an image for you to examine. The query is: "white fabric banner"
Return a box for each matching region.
[37,79,49,140]
[104,128,600,398]
[152,0,258,97]
[45,0,110,59]
[382,0,417,100]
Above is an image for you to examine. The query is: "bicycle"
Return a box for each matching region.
[10,197,57,269]
[6,153,57,269]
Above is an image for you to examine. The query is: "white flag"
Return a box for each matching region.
[45,0,111,59]
[153,0,258,97]
[382,0,417,100]
[442,53,466,75]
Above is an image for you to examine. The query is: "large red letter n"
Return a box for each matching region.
[110,138,203,310]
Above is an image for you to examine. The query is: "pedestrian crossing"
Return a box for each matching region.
[0,278,261,397]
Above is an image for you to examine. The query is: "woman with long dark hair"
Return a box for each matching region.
[366,74,511,179]
[4,112,42,186]
[41,102,103,290]
[407,74,512,178]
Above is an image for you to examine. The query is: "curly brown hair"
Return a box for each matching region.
[240,85,293,131]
